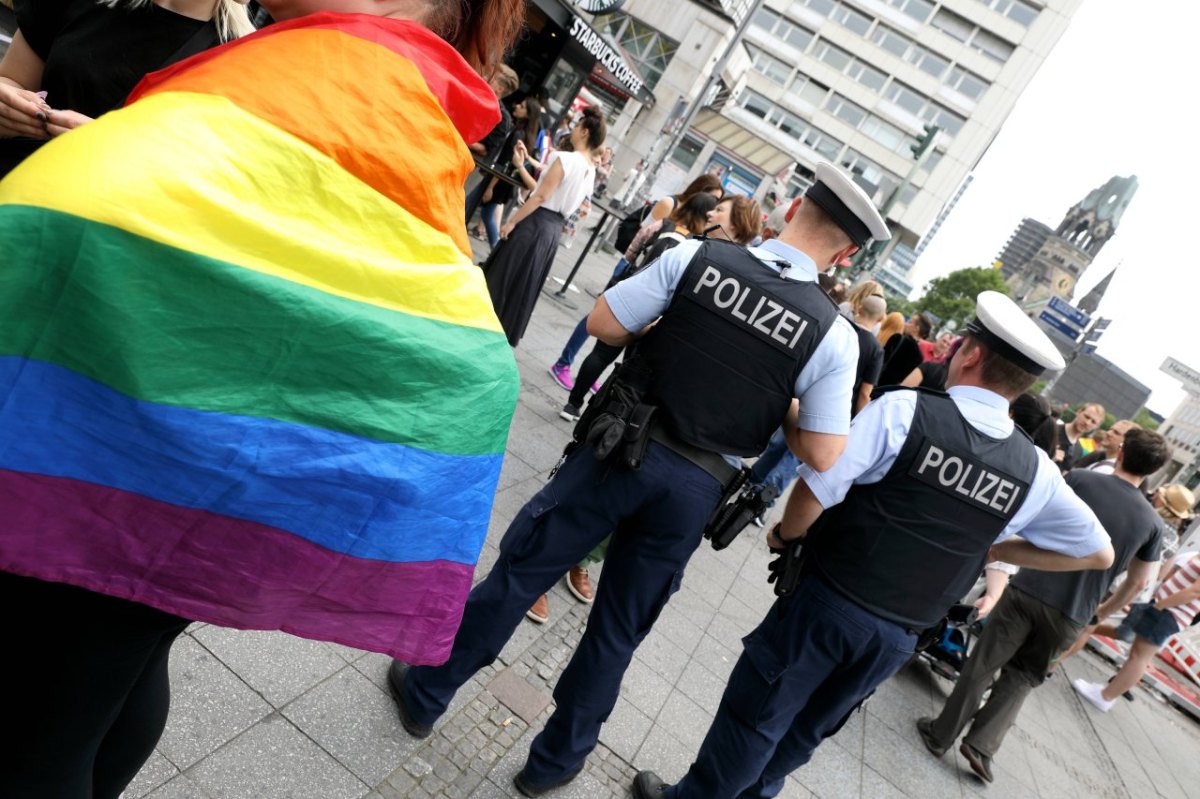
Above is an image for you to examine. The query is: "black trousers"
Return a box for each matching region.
[0,572,190,798]
[568,340,624,408]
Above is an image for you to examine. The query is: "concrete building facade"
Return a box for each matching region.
[589,0,1082,264]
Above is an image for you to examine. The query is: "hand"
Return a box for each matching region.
[765,523,787,552]
[973,593,998,619]
[499,221,515,240]
[0,82,51,140]
[46,108,93,137]
[1053,447,1064,463]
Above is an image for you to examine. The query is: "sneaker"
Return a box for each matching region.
[559,403,582,422]
[566,566,595,603]
[752,514,766,529]
[589,382,601,394]
[526,594,549,624]
[549,363,575,391]
[1072,678,1116,712]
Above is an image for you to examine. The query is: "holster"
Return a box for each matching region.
[772,538,806,597]
[704,478,777,551]
[577,360,657,470]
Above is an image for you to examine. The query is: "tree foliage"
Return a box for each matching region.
[1135,407,1161,431]
[915,267,1010,330]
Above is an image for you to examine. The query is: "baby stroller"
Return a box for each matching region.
[919,603,983,682]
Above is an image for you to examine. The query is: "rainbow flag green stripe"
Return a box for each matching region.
[0,205,514,456]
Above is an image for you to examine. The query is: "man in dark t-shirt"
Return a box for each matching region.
[917,427,1170,783]
[850,295,885,417]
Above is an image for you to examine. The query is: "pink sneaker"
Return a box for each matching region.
[590,382,601,394]
[549,363,574,390]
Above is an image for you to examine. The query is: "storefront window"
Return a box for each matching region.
[596,12,680,90]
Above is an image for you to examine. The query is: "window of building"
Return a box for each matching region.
[824,93,867,127]
[793,0,836,17]
[977,0,1039,27]
[907,45,949,79]
[831,3,872,35]
[870,24,912,57]
[813,39,852,71]
[884,81,925,115]
[840,149,901,203]
[860,114,909,151]
[885,0,935,23]
[739,89,773,119]
[738,90,844,160]
[752,6,816,51]
[670,135,705,170]
[919,149,943,175]
[946,65,989,101]
[931,8,973,42]
[849,62,886,94]
[596,13,680,90]
[970,29,1015,62]
[745,44,793,84]
[920,102,965,135]
[789,73,830,108]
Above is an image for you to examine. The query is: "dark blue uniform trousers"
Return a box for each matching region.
[401,441,723,786]
[667,574,917,798]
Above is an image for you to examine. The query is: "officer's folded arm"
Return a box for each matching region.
[587,295,642,347]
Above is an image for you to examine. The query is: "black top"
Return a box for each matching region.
[1012,470,1163,624]
[876,333,923,388]
[852,324,883,417]
[1055,421,1090,472]
[476,101,512,167]
[917,359,949,392]
[2,0,219,176]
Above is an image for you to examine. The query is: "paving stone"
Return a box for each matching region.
[653,689,714,752]
[488,666,553,725]
[191,626,348,708]
[188,716,366,799]
[143,774,213,799]
[282,666,418,785]
[794,739,863,799]
[675,658,730,714]
[157,635,273,769]
[861,713,961,798]
[632,726,695,787]
[597,696,654,762]
[125,749,178,798]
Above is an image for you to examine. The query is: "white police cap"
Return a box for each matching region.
[804,162,891,246]
[964,291,1066,376]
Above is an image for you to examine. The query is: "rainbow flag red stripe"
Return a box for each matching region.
[0,15,517,663]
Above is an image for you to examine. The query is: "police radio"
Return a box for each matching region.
[703,474,778,551]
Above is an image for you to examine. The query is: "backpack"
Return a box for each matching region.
[614,203,654,253]
[605,223,687,291]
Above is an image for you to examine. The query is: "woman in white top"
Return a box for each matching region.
[484,106,606,346]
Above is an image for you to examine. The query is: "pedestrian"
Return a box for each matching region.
[0,0,255,178]
[548,173,725,391]
[465,64,517,165]
[391,161,885,797]
[704,194,763,245]
[875,311,923,388]
[917,427,1170,783]
[0,0,525,795]
[850,294,886,416]
[1009,391,1058,456]
[633,291,1115,799]
[470,95,545,247]
[1054,402,1104,471]
[1076,419,1138,473]
[1071,548,1200,712]
[484,105,606,347]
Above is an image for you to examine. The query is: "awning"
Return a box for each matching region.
[691,108,794,177]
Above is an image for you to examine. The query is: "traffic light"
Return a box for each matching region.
[910,124,939,160]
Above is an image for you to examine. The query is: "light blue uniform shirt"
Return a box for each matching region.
[603,238,858,436]
[797,385,1111,558]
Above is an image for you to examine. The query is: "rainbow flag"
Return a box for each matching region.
[0,14,519,664]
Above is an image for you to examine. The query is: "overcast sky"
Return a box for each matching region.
[911,0,1194,417]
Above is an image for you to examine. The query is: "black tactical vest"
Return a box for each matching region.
[807,389,1039,629]
[630,240,840,456]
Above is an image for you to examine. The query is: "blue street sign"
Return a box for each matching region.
[1047,296,1091,328]
[1038,310,1081,341]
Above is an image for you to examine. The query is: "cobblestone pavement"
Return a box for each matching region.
[126,227,1200,798]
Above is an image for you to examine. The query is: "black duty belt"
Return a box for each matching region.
[648,423,739,487]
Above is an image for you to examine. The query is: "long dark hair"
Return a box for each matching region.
[1011,393,1056,456]
[668,193,718,235]
[675,174,723,205]
[516,97,543,153]
[426,0,526,79]
[576,106,607,151]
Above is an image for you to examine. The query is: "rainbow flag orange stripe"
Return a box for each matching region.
[0,15,517,664]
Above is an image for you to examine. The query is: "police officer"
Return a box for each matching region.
[633,291,1116,799]
[388,162,887,797]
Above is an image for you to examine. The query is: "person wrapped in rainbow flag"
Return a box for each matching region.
[0,1,523,794]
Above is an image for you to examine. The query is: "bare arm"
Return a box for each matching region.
[989,537,1115,572]
[781,406,846,472]
[772,478,826,544]
[900,367,923,388]
[1095,558,1157,620]
[855,383,873,415]
[974,566,1010,618]
[0,31,50,140]
[649,196,674,221]
[500,156,563,237]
